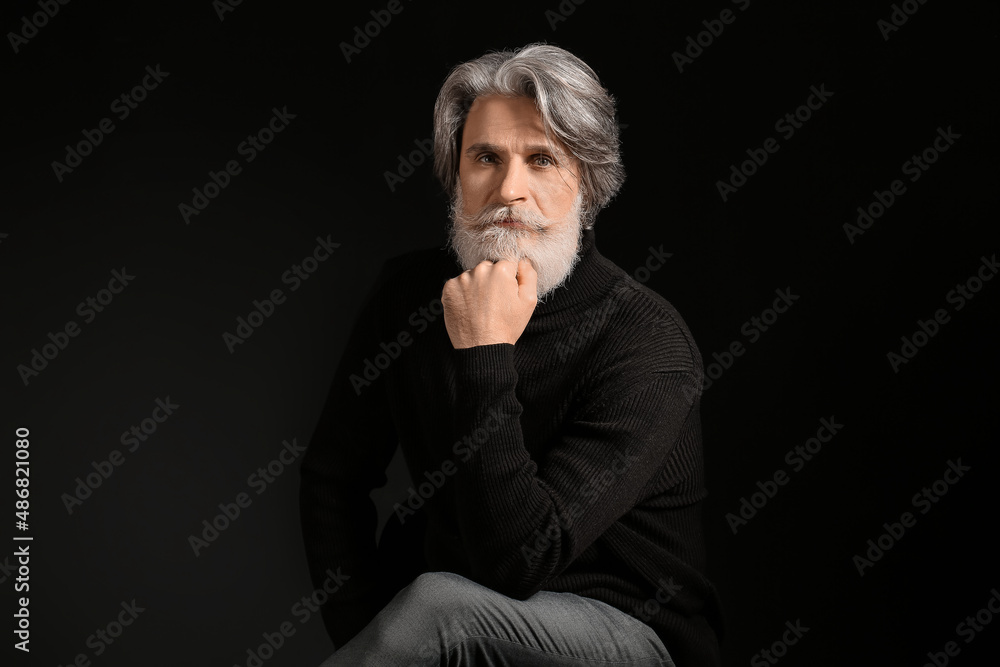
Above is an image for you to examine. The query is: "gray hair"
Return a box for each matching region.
[432,43,625,229]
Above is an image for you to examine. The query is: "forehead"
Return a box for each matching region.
[461,95,554,150]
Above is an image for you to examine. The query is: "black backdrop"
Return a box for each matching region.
[3,0,997,665]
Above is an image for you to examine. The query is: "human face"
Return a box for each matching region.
[448,95,584,299]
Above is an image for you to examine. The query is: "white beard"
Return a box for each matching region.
[447,182,584,300]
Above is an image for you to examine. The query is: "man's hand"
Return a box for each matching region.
[442,258,538,349]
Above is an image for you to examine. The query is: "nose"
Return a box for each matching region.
[497,159,529,205]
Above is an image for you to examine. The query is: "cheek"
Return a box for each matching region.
[459,171,489,206]
[536,181,578,217]
[460,184,480,215]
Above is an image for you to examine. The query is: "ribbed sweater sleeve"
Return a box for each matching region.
[450,332,699,599]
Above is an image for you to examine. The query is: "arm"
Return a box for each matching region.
[450,342,698,598]
[441,258,700,597]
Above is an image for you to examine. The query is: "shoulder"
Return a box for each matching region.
[591,255,703,377]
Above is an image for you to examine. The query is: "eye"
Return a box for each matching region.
[533,155,554,167]
[476,153,498,164]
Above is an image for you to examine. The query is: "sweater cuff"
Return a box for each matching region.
[451,343,520,434]
[452,343,518,391]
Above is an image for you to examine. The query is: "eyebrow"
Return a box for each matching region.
[463,142,560,157]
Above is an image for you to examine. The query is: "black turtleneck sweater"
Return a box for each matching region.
[300,228,724,667]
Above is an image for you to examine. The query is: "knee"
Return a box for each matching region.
[365,572,482,660]
[393,571,479,617]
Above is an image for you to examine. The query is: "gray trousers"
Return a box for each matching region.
[319,571,675,666]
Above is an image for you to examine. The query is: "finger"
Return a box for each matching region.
[516,258,538,297]
[489,259,519,279]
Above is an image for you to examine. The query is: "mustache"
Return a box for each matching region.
[464,204,547,231]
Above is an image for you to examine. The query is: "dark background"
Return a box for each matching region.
[3,0,997,665]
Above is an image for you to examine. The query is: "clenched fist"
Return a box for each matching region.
[441,258,538,349]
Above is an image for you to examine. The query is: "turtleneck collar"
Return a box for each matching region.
[527,228,623,326]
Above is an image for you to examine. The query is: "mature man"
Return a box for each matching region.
[300,43,723,666]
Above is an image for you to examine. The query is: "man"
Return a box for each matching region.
[301,43,724,666]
